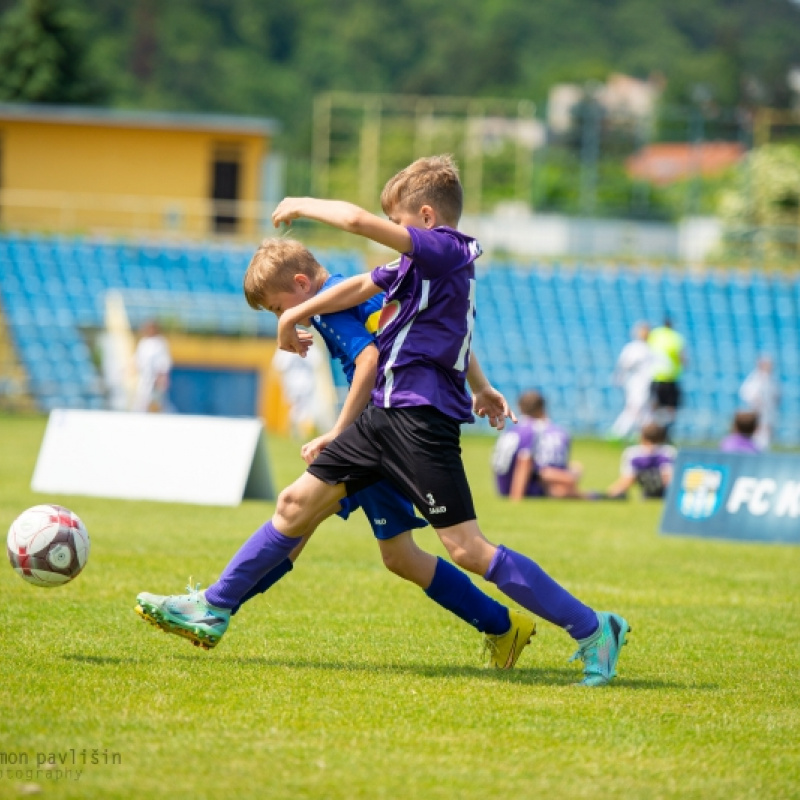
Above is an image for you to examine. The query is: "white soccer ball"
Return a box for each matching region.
[7,504,90,587]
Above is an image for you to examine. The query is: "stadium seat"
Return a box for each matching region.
[3,234,798,438]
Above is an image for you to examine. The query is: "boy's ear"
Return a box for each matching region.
[420,204,437,228]
[294,273,313,292]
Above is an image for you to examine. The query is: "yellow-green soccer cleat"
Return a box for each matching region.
[135,583,230,650]
[569,611,630,687]
[484,609,537,668]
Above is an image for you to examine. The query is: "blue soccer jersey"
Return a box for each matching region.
[312,274,382,383]
[310,274,426,539]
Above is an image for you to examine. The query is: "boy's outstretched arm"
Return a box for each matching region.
[606,474,635,499]
[273,198,413,254]
[278,273,381,355]
[301,344,379,464]
[467,354,517,430]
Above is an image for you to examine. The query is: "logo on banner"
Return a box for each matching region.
[678,466,726,520]
[661,449,800,544]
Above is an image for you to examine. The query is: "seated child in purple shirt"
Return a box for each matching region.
[605,422,676,499]
[492,390,582,499]
[720,410,761,454]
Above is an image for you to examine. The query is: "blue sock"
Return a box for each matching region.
[425,557,510,635]
[230,558,293,616]
[205,521,303,610]
[484,545,598,640]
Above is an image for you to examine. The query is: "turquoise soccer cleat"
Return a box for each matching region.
[135,582,231,650]
[569,611,630,687]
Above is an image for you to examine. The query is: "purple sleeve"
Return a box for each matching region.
[407,227,481,279]
[370,258,402,293]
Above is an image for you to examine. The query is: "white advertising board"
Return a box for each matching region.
[31,410,274,506]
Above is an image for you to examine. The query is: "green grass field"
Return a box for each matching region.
[1,414,799,800]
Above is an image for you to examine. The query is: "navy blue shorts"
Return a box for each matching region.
[336,479,428,540]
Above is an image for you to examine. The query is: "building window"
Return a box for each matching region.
[211,145,241,233]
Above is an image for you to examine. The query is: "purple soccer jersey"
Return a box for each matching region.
[719,433,760,454]
[370,226,482,422]
[530,419,571,469]
[620,443,677,498]
[491,418,571,497]
[492,419,544,497]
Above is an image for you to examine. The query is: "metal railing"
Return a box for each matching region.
[0,188,275,240]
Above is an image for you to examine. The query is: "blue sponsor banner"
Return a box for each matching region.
[660,449,800,544]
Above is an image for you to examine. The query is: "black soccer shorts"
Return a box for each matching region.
[307,404,476,528]
[651,380,682,409]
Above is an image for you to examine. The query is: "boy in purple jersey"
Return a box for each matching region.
[136,236,534,668]
[720,411,761,454]
[492,390,583,500]
[605,423,677,499]
[138,155,629,686]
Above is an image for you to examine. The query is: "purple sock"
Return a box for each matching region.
[230,558,293,616]
[204,521,303,609]
[484,545,598,640]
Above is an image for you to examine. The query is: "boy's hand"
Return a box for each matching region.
[272,198,307,227]
[277,315,314,356]
[300,431,337,464]
[473,385,517,430]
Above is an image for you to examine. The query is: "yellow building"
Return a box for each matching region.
[0,103,280,237]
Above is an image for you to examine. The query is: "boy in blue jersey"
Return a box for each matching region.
[136,236,536,669]
[137,155,629,685]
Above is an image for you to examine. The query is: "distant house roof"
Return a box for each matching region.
[626,142,745,185]
[0,102,280,136]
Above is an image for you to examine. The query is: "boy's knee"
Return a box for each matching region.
[378,536,416,578]
[380,547,408,577]
[275,486,298,517]
[275,485,313,532]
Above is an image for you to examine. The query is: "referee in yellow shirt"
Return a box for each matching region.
[648,317,686,440]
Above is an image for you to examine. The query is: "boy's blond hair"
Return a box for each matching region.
[380,154,463,227]
[243,238,326,310]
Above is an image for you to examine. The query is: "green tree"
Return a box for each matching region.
[718,143,800,262]
[0,0,107,103]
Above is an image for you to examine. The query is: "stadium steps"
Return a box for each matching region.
[0,299,37,412]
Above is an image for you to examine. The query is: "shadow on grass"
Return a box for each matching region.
[167,654,714,690]
[62,654,139,665]
[60,652,716,690]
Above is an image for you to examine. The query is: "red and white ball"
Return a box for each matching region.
[7,504,90,587]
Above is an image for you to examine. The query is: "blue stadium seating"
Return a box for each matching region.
[0,234,359,412]
[1,232,797,446]
[470,262,799,446]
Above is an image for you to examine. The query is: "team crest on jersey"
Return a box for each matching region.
[678,466,727,520]
[378,300,401,334]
